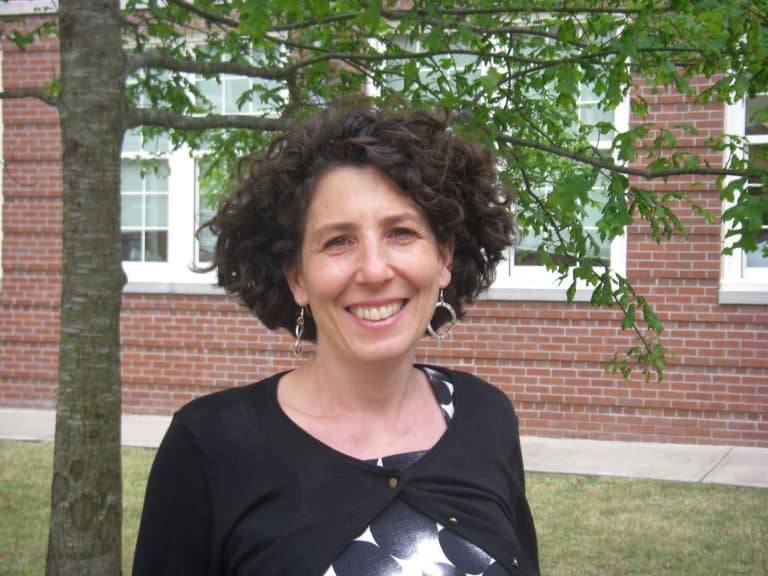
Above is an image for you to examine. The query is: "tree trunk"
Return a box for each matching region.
[46,1,126,574]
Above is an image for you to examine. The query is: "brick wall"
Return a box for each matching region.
[1,29,766,446]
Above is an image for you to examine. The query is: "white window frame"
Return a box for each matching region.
[486,93,629,302]
[719,98,768,304]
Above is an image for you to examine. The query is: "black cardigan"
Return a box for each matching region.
[132,366,540,575]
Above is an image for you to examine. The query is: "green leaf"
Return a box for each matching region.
[356,1,381,31]
[479,68,503,97]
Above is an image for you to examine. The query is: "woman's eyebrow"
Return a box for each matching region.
[308,211,424,240]
[307,221,355,241]
[380,211,424,227]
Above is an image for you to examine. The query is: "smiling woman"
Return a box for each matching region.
[132,105,539,576]
[284,165,453,372]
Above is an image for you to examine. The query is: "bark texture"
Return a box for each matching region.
[46,1,127,574]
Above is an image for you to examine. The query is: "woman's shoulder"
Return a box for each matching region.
[418,363,519,431]
[171,372,285,440]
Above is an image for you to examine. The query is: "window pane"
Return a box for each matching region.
[145,163,169,192]
[121,194,142,227]
[580,82,601,103]
[121,160,169,263]
[144,231,168,262]
[197,227,216,263]
[745,143,767,269]
[122,129,141,154]
[144,133,169,154]
[121,231,142,261]
[746,230,768,268]
[197,77,223,112]
[579,104,614,140]
[588,230,611,264]
[514,232,545,266]
[197,196,217,263]
[145,194,168,227]
[225,77,251,113]
[195,158,218,264]
[582,201,602,227]
[748,143,768,174]
[746,94,768,136]
[514,181,612,267]
[121,162,142,192]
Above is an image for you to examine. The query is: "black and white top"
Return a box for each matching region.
[133,366,539,576]
[324,367,511,576]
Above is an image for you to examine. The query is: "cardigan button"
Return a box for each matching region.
[388,477,398,488]
[447,516,458,526]
[511,557,519,568]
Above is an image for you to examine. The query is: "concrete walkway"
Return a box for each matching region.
[1,408,766,489]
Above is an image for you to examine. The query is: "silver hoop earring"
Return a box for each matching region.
[427,289,457,340]
[291,307,306,358]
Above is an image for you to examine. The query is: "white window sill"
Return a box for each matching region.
[123,282,225,296]
[718,284,768,305]
[483,284,594,302]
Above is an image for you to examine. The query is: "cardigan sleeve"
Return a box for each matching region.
[132,415,214,576]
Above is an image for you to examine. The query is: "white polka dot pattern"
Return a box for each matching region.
[322,368,511,576]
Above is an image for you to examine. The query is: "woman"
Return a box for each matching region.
[133,106,539,575]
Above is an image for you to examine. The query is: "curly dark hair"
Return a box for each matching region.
[200,105,515,341]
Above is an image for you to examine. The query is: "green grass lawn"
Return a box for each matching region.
[1,439,766,575]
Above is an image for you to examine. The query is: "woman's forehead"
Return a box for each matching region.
[305,165,423,225]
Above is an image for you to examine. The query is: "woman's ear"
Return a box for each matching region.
[438,240,454,289]
[284,263,309,307]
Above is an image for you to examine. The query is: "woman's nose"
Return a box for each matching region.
[355,239,394,284]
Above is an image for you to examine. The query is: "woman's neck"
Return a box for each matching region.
[291,352,420,420]
[276,349,446,460]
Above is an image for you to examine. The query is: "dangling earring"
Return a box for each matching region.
[291,307,306,358]
[427,289,457,340]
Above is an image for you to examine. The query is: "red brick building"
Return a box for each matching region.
[1,12,766,446]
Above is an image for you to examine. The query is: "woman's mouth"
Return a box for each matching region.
[349,300,405,321]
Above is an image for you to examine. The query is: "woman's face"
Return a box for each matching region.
[286,165,452,368]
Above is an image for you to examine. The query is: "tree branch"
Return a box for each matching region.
[498,134,756,180]
[126,49,291,80]
[166,0,238,28]
[509,150,660,374]
[269,13,358,32]
[0,88,58,108]
[386,6,643,18]
[126,107,290,132]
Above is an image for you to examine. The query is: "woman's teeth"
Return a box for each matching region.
[350,301,403,321]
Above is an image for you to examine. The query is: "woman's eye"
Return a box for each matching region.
[322,236,349,250]
[391,227,418,240]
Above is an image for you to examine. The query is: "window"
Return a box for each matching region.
[195,56,282,117]
[377,37,628,301]
[0,1,56,15]
[720,94,768,304]
[488,87,629,301]
[121,159,170,263]
[121,64,281,293]
[121,128,216,291]
[383,39,480,96]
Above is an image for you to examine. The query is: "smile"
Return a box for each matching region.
[349,301,405,321]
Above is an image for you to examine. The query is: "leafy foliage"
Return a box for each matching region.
[118,0,768,380]
[6,0,768,379]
